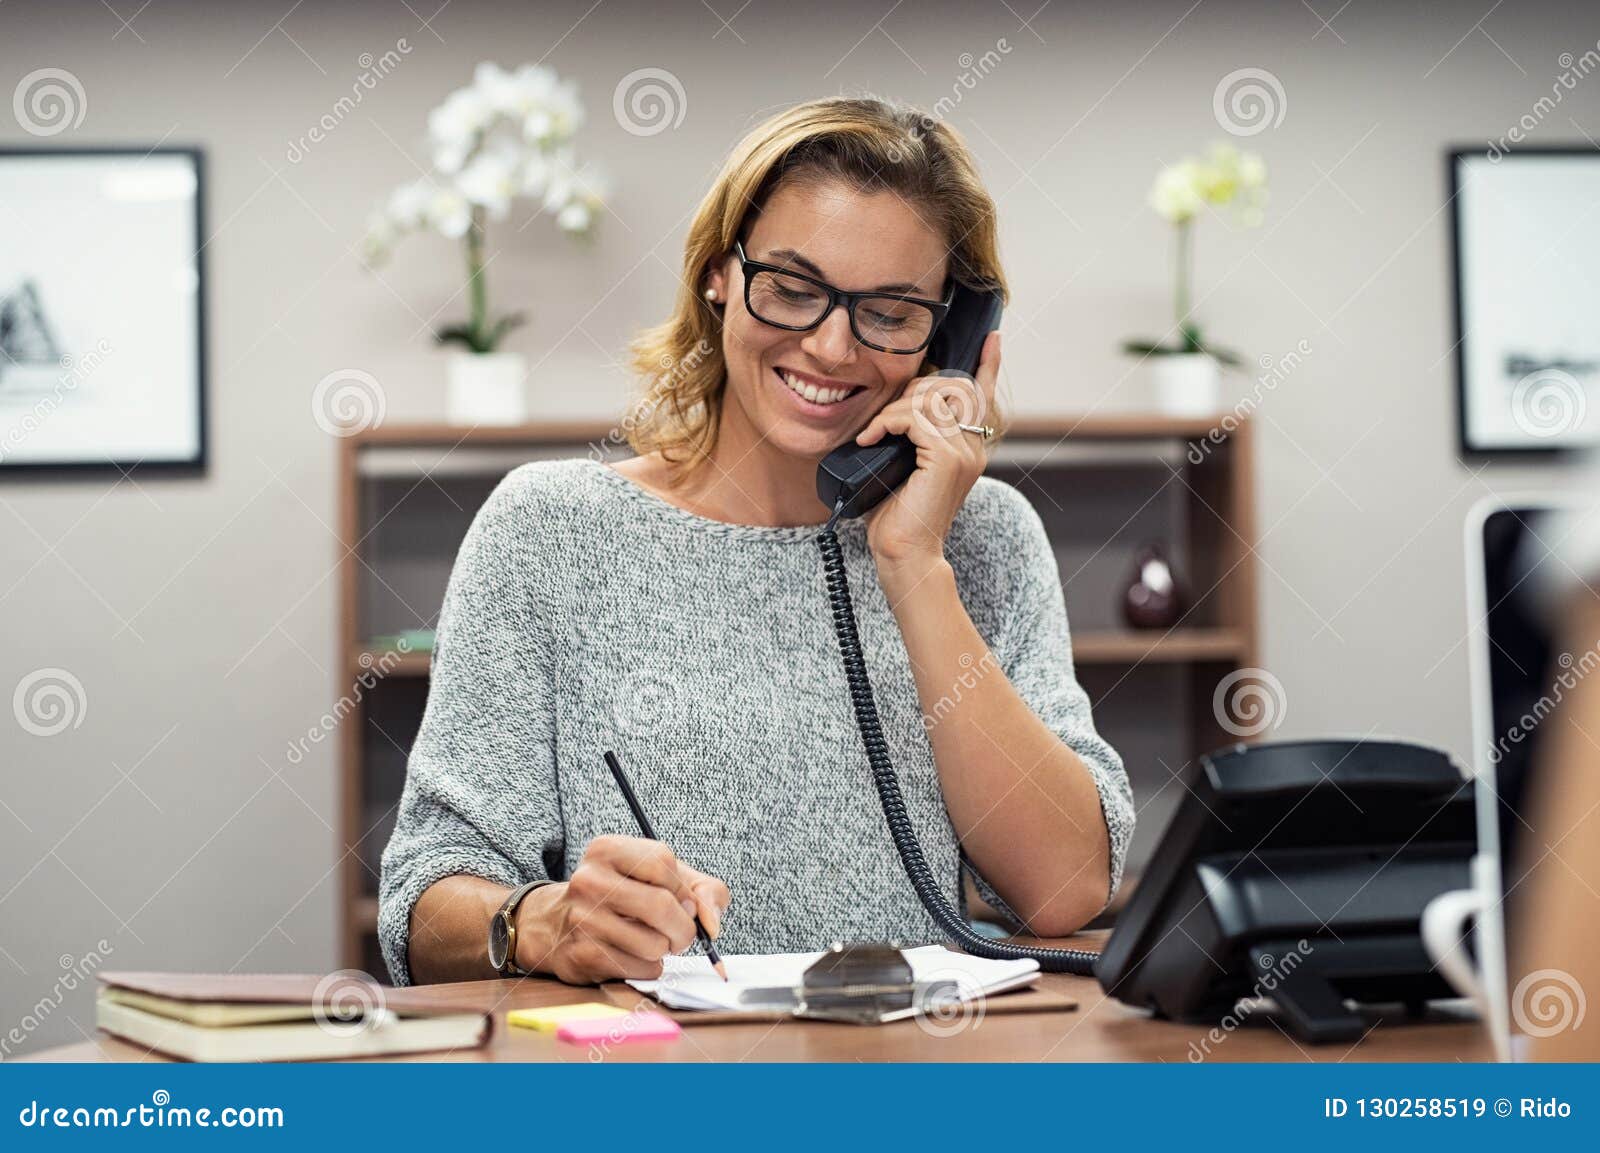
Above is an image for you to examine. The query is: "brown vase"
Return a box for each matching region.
[1121,542,1183,630]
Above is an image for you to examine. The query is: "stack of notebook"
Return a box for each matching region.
[95,972,490,1062]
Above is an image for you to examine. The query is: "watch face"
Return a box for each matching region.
[488,913,510,971]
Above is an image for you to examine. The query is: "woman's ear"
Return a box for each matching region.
[702,258,729,305]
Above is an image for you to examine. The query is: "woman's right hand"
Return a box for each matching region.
[516,835,731,984]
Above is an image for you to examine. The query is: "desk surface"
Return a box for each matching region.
[24,935,1490,1063]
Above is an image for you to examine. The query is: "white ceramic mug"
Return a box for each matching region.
[1421,886,1487,1000]
[1419,854,1511,1060]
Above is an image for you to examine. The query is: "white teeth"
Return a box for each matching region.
[781,371,854,406]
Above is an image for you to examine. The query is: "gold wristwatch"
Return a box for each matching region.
[487,879,556,977]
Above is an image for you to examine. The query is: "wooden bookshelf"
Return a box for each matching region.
[349,648,432,678]
[1069,627,1248,664]
[334,414,1258,970]
[351,628,1248,678]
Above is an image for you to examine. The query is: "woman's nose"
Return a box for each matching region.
[799,303,861,370]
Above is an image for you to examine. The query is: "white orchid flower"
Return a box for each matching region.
[556,200,592,233]
[424,186,473,239]
[431,140,469,175]
[375,64,609,241]
[520,150,552,200]
[386,180,433,230]
[1149,161,1205,224]
[477,62,548,110]
[362,60,606,351]
[554,165,607,233]
[525,82,584,144]
[509,63,559,107]
[456,150,519,220]
[538,146,585,211]
[471,61,518,111]
[427,87,493,172]
[1238,151,1266,188]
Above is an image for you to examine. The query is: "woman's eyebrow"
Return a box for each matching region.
[764,247,924,294]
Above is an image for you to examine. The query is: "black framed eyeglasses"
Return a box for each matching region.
[732,240,952,355]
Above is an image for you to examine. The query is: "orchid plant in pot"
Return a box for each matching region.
[1124,143,1266,416]
[361,62,606,425]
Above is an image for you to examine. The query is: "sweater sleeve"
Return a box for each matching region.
[377,467,564,986]
[964,486,1135,917]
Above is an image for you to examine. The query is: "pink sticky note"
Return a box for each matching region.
[556,1011,681,1045]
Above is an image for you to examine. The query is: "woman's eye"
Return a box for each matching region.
[774,285,819,303]
[863,310,909,329]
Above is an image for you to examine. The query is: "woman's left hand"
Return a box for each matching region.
[854,330,1000,572]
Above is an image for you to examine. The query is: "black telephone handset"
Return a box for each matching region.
[812,288,1099,976]
[816,285,1003,521]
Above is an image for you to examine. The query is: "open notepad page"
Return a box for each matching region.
[627,945,1040,1012]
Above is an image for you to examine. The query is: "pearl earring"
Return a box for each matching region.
[704,287,718,301]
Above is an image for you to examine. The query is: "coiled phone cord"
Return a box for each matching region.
[817,523,1100,976]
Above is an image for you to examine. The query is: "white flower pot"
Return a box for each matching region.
[1148,353,1221,416]
[445,351,528,425]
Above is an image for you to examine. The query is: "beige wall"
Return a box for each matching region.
[0,0,1588,1054]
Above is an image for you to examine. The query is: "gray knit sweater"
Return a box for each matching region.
[378,458,1133,986]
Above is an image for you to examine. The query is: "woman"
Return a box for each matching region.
[1515,487,1600,1061]
[1517,588,1600,1060]
[379,96,1134,987]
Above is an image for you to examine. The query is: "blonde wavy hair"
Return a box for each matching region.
[625,96,1009,477]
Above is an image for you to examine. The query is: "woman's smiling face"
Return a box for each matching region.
[705,178,951,460]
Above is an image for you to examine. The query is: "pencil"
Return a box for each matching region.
[601,750,728,982]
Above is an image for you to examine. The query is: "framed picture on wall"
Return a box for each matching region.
[0,146,206,474]
[1450,148,1600,455]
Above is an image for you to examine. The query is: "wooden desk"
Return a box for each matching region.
[22,935,1490,1063]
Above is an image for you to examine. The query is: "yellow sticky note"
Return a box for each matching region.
[508,1003,633,1033]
